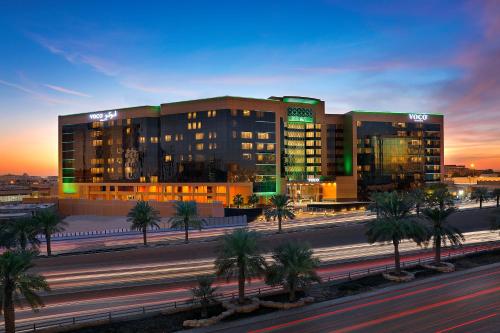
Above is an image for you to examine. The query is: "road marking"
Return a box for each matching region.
[434,313,497,333]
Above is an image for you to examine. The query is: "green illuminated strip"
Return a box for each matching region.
[283,97,319,105]
[62,183,77,194]
[288,116,313,123]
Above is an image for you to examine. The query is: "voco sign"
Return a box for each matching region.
[89,110,118,122]
[408,113,428,122]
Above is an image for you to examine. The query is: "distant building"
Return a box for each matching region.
[0,174,58,203]
[58,96,444,206]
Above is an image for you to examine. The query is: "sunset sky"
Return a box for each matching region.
[0,0,499,176]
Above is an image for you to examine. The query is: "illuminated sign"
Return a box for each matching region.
[408,113,428,122]
[307,178,320,183]
[287,107,313,123]
[89,110,118,122]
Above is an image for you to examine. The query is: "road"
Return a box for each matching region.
[2,206,495,329]
[45,202,497,255]
[195,263,500,333]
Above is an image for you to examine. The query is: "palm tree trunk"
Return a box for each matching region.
[142,228,147,246]
[278,216,282,233]
[201,301,208,318]
[496,195,499,207]
[184,220,189,244]
[46,232,52,256]
[238,264,245,304]
[20,235,27,250]
[4,287,15,333]
[480,198,483,209]
[416,204,420,216]
[435,235,441,265]
[393,239,401,275]
[289,281,296,302]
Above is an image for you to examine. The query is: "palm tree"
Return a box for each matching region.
[365,192,427,275]
[491,188,500,208]
[233,194,244,208]
[191,275,218,318]
[214,229,266,304]
[421,186,463,265]
[368,192,384,218]
[248,194,259,208]
[0,250,50,333]
[264,194,295,233]
[265,242,321,302]
[127,201,160,246]
[0,218,40,251]
[409,188,426,216]
[169,201,205,244]
[34,210,67,256]
[471,187,488,209]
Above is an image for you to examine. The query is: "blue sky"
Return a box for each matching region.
[0,0,499,175]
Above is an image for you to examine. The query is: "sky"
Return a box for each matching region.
[0,0,499,176]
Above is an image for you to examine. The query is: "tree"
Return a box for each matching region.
[409,188,426,216]
[471,187,488,209]
[0,218,40,251]
[368,192,384,219]
[248,194,259,208]
[421,187,464,265]
[491,188,500,208]
[169,201,205,244]
[214,229,266,304]
[34,209,67,256]
[426,183,454,210]
[265,242,321,302]
[233,194,244,208]
[0,250,50,333]
[191,275,218,318]
[365,192,427,275]
[127,201,160,246]
[264,194,295,233]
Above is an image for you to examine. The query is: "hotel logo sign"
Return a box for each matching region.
[89,110,118,122]
[408,113,428,122]
[287,107,313,123]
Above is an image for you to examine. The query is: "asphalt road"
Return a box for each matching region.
[195,263,500,333]
[44,202,497,255]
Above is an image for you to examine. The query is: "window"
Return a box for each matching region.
[257,132,269,140]
[165,155,172,162]
[188,123,192,130]
[140,176,146,183]
[208,110,217,117]
[107,139,113,145]
[231,109,238,116]
[241,143,253,150]
[165,135,172,142]
[243,110,251,117]
[232,131,237,139]
[266,143,274,151]
[197,121,201,129]
[242,153,252,160]
[150,137,158,143]
[127,118,132,125]
[92,140,102,146]
[151,176,158,183]
[196,143,204,150]
[126,128,131,135]
[256,143,264,150]
[193,112,197,119]
[241,132,253,139]
[107,158,114,164]
[209,143,217,150]
[209,131,217,139]
[195,132,204,140]
[256,154,264,162]
[139,137,146,143]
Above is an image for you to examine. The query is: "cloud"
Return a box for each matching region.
[120,80,197,98]
[0,79,68,105]
[44,84,91,97]
[31,34,122,76]
[191,74,292,85]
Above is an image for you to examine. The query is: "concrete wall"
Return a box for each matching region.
[58,199,224,217]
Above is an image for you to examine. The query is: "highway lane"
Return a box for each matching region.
[44,202,497,255]
[7,235,499,328]
[196,263,500,333]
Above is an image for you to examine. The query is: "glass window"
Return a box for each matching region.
[241,132,253,139]
[256,143,264,150]
[231,109,238,116]
[151,176,158,183]
[195,132,204,140]
[150,137,158,143]
[198,121,201,129]
[196,143,204,150]
[243,110,251,117]
[242,153,252,160]
[266,143,274,151]
[165,135,172,142]
[139,137,146,143]
[165,155,172,162]
[241,142,253,150]
[257,132,269,140]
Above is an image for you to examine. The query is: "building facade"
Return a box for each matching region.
[59,96,444,205]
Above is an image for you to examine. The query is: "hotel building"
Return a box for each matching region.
[59,96,443,206]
